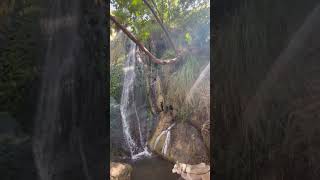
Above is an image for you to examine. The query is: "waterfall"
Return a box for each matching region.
[153,123,176,156]
[120,40,150,160]
[33,1,81,179]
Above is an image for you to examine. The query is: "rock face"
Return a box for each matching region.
[149,112,209,164]
[190,112,210,151]
[110,98,127,159]
[153,76,165,113]
[110,162,132,180]
[200,120,210,152]
[149,112,175,143]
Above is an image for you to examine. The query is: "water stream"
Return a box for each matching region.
[120,40,151,160]
[186,62,210,103]
[153,123,176,156]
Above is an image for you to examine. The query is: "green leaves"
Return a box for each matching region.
[132,0,142,6]
[111,0,209,43]
[185,32,192,44]
[110,63,123,102]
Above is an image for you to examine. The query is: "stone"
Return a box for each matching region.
[172,162,210,180]
[149,120,209,164]
[110,162,133,180]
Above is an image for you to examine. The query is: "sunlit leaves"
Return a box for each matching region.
[132,0,142,6]
[110,0,210,46]
[185,32,192,45]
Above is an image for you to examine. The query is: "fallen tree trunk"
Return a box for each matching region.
[110,15,183,65]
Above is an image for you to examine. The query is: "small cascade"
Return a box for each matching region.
[120,40,151,160]
[153,123,176,156]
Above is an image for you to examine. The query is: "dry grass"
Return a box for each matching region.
[161,54,208,122]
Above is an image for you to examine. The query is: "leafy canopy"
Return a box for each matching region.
[110,0,210,45]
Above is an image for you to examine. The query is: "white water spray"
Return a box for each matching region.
[185,62,210,103]
[153,123,176,156]
[120,40,150,160]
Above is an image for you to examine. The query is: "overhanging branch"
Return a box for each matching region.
[110,15,183,65]
[142,0,178,54]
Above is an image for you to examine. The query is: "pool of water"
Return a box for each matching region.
[124,155,180,180]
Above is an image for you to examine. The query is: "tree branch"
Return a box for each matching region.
[110,15,183,65]
[142,0,178,54]
[150,0,163,23]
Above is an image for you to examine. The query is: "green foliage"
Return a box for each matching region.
[110,0,210,124]
[110,63,123,102]
[184,32,192,45]
[111,0,210,46]
[161,49,175,59]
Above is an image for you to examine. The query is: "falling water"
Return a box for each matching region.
[185,62,210,103]
[120,40,150,160]
[153,123,176,156]
[33,1,82,179]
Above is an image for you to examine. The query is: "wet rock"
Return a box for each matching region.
[157,94,164,112]
[110,162,133,180]
[149,120,209,164]
[150,76,164,113]
[148,112,174,142]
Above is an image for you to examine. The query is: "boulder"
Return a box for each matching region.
[149,119,209,164]
[172,162,210,180]
[189,108,210,152]
[148,112,175,143]
[110,162,133,180]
